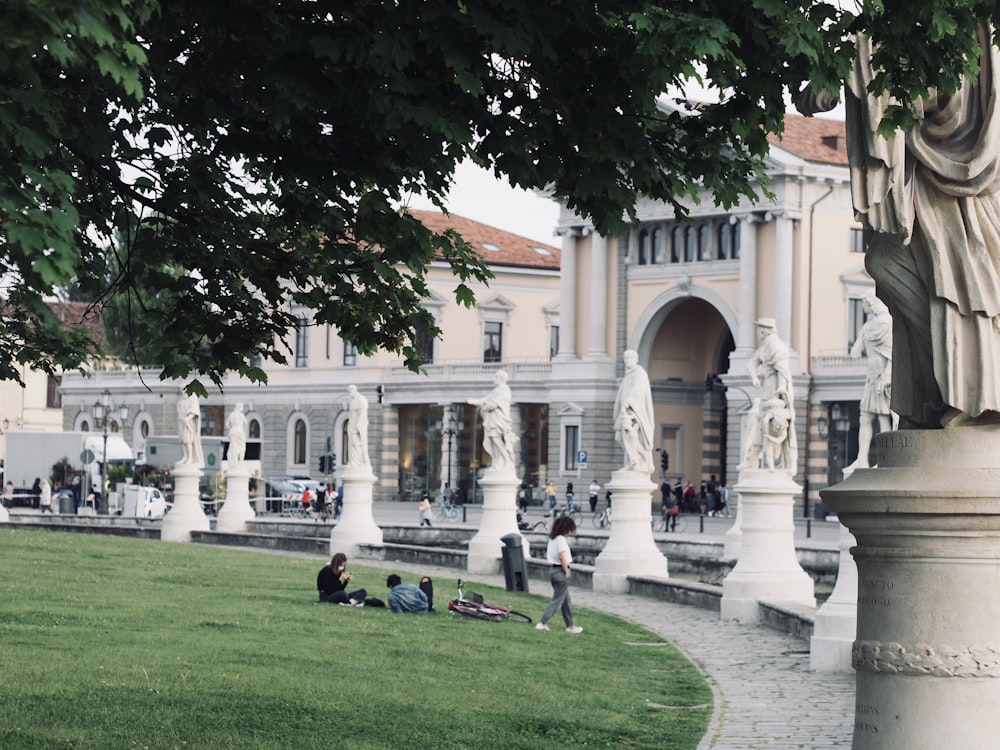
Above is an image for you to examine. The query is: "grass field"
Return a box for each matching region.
[0,529,711,749]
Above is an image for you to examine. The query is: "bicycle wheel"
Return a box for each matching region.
[591,512,604,529]
[569,507,582,525]
[674,515,688,533]
[532,520,548,532]
[505,610,533,624]
[651,517,666,533]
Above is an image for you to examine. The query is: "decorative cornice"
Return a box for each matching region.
[853,640,1000,677]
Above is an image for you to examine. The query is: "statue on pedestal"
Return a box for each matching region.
[847,294,893,470]
[346,385,370,469]
[613,350,655,474]
[226,402,247,466]
[177,393,204,468]
[468,370,517,470]
[740,319,797,472]
[802,23,1000,429]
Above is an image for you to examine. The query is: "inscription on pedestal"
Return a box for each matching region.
[856,703,880,735]
[859,579,893,607]
[877,433,912,451]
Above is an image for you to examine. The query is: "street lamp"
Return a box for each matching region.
[93,389,128,515]
[440,407,464,491]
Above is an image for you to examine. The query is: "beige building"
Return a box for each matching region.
[51,115,871,513]
[57,211,563,502]
[551,114,869,514]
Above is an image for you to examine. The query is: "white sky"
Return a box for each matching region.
[403,160,561,246]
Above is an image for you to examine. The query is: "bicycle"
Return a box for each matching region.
[438,500,461,522]
[591,505,612,529]
[533,503,581,532]
[652,511,688,533]
[447,579,532,623]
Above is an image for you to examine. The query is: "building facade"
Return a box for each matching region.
[53,116,873,512]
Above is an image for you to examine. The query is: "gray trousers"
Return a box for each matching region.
[540,567,574,627]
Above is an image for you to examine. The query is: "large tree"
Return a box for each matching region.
[1,0,993,392]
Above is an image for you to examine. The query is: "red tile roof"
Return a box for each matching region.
[409,209,561,270]
[48,301,107,345]
[768,114,849,166]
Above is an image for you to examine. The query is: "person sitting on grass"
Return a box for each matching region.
[317,552,367,606]
[386,574,433,614]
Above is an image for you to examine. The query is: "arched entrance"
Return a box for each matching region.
[644,298,735,489]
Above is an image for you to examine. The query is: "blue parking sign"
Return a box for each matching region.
[578,450,588,464]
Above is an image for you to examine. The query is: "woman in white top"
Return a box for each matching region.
[535,515,583,633]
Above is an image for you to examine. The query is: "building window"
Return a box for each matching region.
[850,228,865,253]
[684,226,696,262]
[293,418,307,465]
[248,419,261,440]
[638,229,649,265]
[343,340,357,367]
[563,425,579,471]
[415,328,434,365]
[651,228,662,263]
[671,226,682,263]
[202,405,224,435]
[294,316,309,368]
[848,297,867,351]
[549,325,559,360]
[483,321,503,363]
[46,375,61,409]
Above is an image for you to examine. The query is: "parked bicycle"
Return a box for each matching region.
[592,505,612,529]
[652,511,688,533]
[532,503,581,532]
[438,500,461,523]
[447,579,532,623]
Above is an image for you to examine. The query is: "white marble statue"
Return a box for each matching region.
[177,393,205,468]
[226,402,247,466]
[847,293,893,470]
[468,370,517,470]
[346,384,370,468]
[802,23,1000,428]
[741,319,797,472]
[613,349,655,474]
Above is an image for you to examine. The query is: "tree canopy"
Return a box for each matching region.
[1,0,995,393]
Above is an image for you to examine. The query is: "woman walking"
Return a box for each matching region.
[535,515,583,633]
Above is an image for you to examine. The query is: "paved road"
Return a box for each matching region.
[370,501,843,549]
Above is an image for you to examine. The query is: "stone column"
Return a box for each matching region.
[216,465,255,533]
[587,233,608,358]
[555,230,578,359]
[810,522,858,672]
[736,216,758,351]
[822,426,1000,749]
[160,463,210,542]
[720,468,815,622]
[773,214,794,341]
[592,469,669,592]
[467,468,522,573]
[329,466,383,558]
[722,489,743,561]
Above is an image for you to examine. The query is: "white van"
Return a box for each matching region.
[121,486,169,519]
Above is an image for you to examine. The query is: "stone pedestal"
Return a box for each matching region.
[160,463,210,542]
[822,426,1000,749]
[721,468,815,623]
[592,469,668,593]
[467,468,522,574]
[723,490,743,561]
[810,522,858,672]
[215,465,255,533]
[328,467,383,558]
[0,502,8,522]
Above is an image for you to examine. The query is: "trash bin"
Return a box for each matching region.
[500,533,529,593]
[58,493,75,515]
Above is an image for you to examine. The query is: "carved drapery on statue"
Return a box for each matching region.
[847,24,1000,428]
[468,370,517,471]
[613,350,655,474]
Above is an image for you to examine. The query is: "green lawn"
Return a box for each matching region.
[0,530,711,749]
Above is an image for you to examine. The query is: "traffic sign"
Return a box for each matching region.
[578,450,588,466]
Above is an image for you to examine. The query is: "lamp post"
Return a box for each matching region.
[93,389,128,515]
[440,407,464,491]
